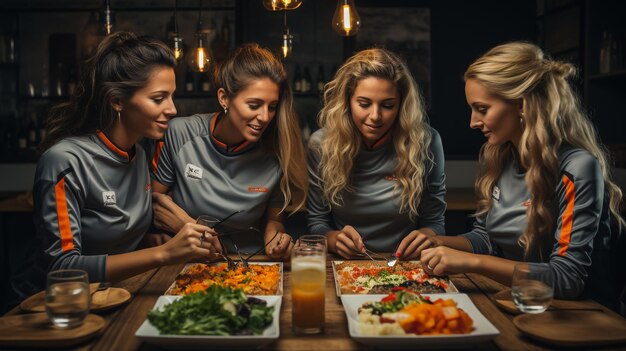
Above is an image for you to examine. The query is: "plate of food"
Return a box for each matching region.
[135,285,281,349]
[332,260,457,295]
[165,262,283,296]
[341,289,499,349]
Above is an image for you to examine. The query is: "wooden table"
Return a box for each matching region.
[5,256,626,351]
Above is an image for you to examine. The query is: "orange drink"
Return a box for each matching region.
[291,239,326,334]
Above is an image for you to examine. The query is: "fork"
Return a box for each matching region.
[211,210,243,230]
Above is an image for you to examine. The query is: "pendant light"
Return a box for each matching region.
[170,0,184,63]
[332,0,360,37]
[281,12,293,58]
[262,0,303,11]
[100,0,115,36]
[190,0,212,72]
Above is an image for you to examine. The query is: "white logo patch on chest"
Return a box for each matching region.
[185,163,203,180]
[492,186,501,201]
[102,191,116,206]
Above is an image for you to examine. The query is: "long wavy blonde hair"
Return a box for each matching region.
[315,48,433,218]
[217,43,308,212]
[465,42,624,258]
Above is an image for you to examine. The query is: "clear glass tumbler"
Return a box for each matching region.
[45,269,90,328]
[511,263,554,314]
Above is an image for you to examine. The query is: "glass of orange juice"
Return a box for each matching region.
[291,235,326,334]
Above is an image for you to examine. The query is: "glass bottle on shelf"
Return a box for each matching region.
[316,64,326,93]
[41,63,50,97]
[185,69,195,93]
[28,112,38,150]
[293,65,303,93]
[610,36,622,72]
[2,112,19,159]
[17,117,28,151]
[39,115,48,144]
[302,67,312,93]
[68,65,77,96]
[200,72,211,93]
[599,31,612,74]
[53,62,65,97]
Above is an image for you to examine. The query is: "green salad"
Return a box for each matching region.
[148,285,274,336]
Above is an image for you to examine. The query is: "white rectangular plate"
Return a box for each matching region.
[332,260,458,296]
[341,293,499,349]
[164,261,284,296]
[135,295,282,349]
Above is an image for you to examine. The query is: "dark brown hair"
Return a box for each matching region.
[40,31,176,151]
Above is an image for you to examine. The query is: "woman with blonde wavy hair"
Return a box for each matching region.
[307,48,446,259]
[419,42,624,305]
[151,43,307,260]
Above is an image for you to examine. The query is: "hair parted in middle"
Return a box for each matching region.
[216,43,308,212]
[315,48,433,219]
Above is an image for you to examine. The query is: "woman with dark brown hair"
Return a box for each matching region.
[13,32,220,301]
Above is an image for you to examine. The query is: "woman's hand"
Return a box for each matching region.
[152,192,195,233]
[420,246,480,276]
[396,229,440,260]
[334,225,365,259]
[159,222,224,264]
[266,232,295,260]
[140,233,172,248]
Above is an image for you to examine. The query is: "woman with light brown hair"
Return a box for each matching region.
[307,48,446,259]
[418,42,624,306]
[151,43,308,260]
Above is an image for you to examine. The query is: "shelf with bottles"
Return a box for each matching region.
[291,63,334,98]
[0,109,46,163]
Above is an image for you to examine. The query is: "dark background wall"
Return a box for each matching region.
[240,0,536,159]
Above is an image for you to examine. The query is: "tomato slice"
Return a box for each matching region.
[381,293,397,302]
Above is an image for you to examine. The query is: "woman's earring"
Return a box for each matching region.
[117,110,121,124]
[519,112,525,127]
[223,106,228,115]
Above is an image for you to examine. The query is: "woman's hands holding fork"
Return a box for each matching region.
[328,225,365,259]
[266,232,295,260]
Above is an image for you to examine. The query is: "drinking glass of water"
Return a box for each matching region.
[511,263,554,314]
[45,269,90,328]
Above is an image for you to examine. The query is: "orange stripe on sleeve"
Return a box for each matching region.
[151,141,164,173]
[558,175,575,256]
[55,177,75,252]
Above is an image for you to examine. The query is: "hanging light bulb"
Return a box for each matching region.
[172,36,184,63]
[282,27,293,58]
[100,0,115,36]
[332,0,360,37]
[169,0,184,63]
[262,0,302,11]
[190,1,211,72]
[280,11,293,58]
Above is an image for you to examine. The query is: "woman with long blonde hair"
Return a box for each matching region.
[151,43,308,260]
[419,42,624,305]
[307,48,446,259]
